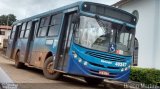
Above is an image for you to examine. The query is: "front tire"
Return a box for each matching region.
[43,56,62,80]
[15,51,24,68]
[84,77,104,85]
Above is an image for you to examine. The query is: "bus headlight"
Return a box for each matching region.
[125,67,128,71]
[84,61,88,66]
[72,51,78,58]
[121,65,131,72]
[121,68,124,72]
[78,58,82,63]
[128,65,131,68]
[74,54,78,58]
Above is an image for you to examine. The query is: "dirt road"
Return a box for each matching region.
[0,53,125,89]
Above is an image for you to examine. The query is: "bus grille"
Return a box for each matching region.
[85,51,126,62]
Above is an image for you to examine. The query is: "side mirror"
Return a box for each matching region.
[135,47,138,50]
[134,37,139,50]
[72,14,80,24]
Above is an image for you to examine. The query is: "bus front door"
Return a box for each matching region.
[55,12,75,70]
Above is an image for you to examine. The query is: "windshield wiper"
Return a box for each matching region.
[120,23,126,32]
[95,15,106,33]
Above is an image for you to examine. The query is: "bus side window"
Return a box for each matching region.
[11,31,15,39]
[47,13,63,36]
[20,23,26,38]
[24,21,32,38]
[38,16,50,37]
[10,25,16,39]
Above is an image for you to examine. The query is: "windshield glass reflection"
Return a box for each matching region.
[74,16,135,56]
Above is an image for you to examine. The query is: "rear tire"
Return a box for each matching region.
[15,51,24,68]
[43,56,62,80]
[84,77,104,85]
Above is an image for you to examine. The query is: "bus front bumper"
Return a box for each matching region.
[66,56,130,82]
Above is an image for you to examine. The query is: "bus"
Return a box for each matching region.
[6,1,137,84]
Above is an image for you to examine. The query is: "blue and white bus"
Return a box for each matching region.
[6,1,137,84]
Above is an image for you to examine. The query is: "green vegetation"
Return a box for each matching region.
[0,14,16,26]
[130,67,160,86]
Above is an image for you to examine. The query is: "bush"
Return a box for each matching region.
[130,67,160,86]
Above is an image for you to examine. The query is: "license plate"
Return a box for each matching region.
[99,71,109,76]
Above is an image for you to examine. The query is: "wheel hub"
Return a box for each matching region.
[46,62,55,74]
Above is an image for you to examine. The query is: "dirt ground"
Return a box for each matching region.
[0,52,125,89]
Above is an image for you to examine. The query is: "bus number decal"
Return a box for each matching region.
[115,62,127,67]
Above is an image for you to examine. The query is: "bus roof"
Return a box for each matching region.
[13,1,135,25]
[13,1,83,25]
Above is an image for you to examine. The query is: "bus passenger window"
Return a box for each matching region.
[26,21,32,29]
[48,25,59,36]
[47,13,62,36]
[10,26,16,39]
[12,25,16,31]
[11,25,21,39]
[24,21,32,38]
[11,32,15,39]
[24,30,30,38]
[38,16,50,37]
[20,23,26,38]
[20,31,24,38]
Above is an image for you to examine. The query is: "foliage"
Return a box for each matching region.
[130,67,160,86]
[0,14,16,26]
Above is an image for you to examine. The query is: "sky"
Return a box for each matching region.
[0,0,120,20]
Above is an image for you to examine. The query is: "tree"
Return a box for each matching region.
[0,14,16,26]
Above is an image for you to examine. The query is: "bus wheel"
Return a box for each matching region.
[43,56,62,80]
[84,77,104,85]
[15,52,24,68]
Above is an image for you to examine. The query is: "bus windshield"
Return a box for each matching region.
[74,16,135,56]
